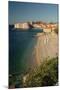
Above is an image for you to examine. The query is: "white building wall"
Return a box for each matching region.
[14,23,29,29]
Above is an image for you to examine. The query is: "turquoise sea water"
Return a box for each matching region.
[9,28,43,75]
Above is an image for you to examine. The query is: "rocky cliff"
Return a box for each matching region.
[21,31,58,68]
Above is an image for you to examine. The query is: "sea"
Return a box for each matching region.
[9,28,43,75]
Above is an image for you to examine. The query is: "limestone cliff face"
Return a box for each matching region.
[21,32,58,68]
[34,32,58,65]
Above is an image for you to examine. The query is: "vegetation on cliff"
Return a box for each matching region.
[25,57,58,87]
[9,57,58,88]
[54,27,58,34]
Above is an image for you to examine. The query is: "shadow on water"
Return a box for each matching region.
[9,28,43,75]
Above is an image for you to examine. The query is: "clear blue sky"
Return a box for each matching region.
[9,1,58,24]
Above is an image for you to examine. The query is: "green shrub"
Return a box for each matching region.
[54,27,58,34]
[26,57,58,87]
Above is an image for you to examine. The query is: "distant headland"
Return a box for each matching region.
[9,21,58,33]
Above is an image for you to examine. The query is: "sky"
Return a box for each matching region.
[9,1,58,24]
